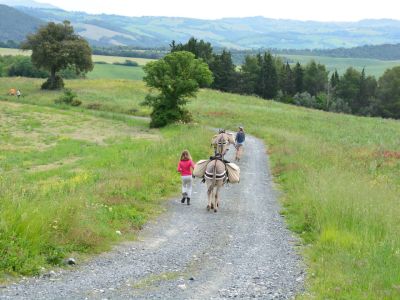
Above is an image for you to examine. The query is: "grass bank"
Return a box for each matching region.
[0,101,211,279]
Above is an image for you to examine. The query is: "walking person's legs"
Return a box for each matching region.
[181,176,187,203]
[186,176,192,205]
[181,176,192,205]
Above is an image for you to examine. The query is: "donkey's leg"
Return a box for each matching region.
[206,181,212,211]
[214,186,221,212]
[210,187,215,210]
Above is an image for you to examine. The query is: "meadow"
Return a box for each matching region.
[1,77,400,299]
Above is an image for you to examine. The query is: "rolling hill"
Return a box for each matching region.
[0,4,43,42]
[3,4,400,49]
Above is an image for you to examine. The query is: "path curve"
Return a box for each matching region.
[0,135,304,299]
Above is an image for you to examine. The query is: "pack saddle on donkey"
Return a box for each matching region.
[193,129,240,212]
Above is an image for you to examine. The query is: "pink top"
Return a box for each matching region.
[177,159,195,176]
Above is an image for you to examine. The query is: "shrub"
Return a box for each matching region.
[293,92,317,108]
[41,75,64,90]
[55,88,82,106]
[113,60,139,67]
[328,97,352,114]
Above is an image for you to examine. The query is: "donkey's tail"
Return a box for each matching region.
[207,160,218,194]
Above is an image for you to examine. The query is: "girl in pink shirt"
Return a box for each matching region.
[177,150,195,205]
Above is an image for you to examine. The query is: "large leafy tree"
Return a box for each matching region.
[22,21,93,90]
[143,51,213,128]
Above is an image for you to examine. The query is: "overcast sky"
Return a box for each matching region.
[37,0,399,21]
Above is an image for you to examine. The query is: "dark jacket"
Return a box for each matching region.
[235,131,245,143]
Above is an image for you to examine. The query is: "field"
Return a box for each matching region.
[283,54,400,78]
[1,77,400,298]
[87,63,145,80]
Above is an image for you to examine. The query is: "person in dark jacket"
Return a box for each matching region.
[235,126,245,161]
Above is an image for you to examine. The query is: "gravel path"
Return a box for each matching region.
[0,135,304,299]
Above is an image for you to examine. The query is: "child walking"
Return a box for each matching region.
[177,150,195,205]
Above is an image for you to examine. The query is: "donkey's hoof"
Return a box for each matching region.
[207,205,210,211]
[214,209,217,213]
[210,203,214,210]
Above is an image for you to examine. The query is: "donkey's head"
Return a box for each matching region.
[212,132,234,156]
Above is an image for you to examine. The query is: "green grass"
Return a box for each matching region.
[2,77,400,298]
[0,99,211,279]
[88,63,145,80]
[283,54,400,78]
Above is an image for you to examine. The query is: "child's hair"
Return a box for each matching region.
[180,150,192,161]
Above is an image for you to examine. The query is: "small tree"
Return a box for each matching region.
[143,51,213,128]
[21,21,93,90]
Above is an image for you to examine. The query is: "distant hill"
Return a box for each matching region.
[4,5,400,49]
[0,4,43,42]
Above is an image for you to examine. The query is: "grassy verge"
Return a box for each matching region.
[0,101,211,278]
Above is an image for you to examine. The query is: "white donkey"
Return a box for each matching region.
[205,131,235,212]
[204,157,226,212]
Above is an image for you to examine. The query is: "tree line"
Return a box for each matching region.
[271,43,400,61]
[171,38,400,119]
